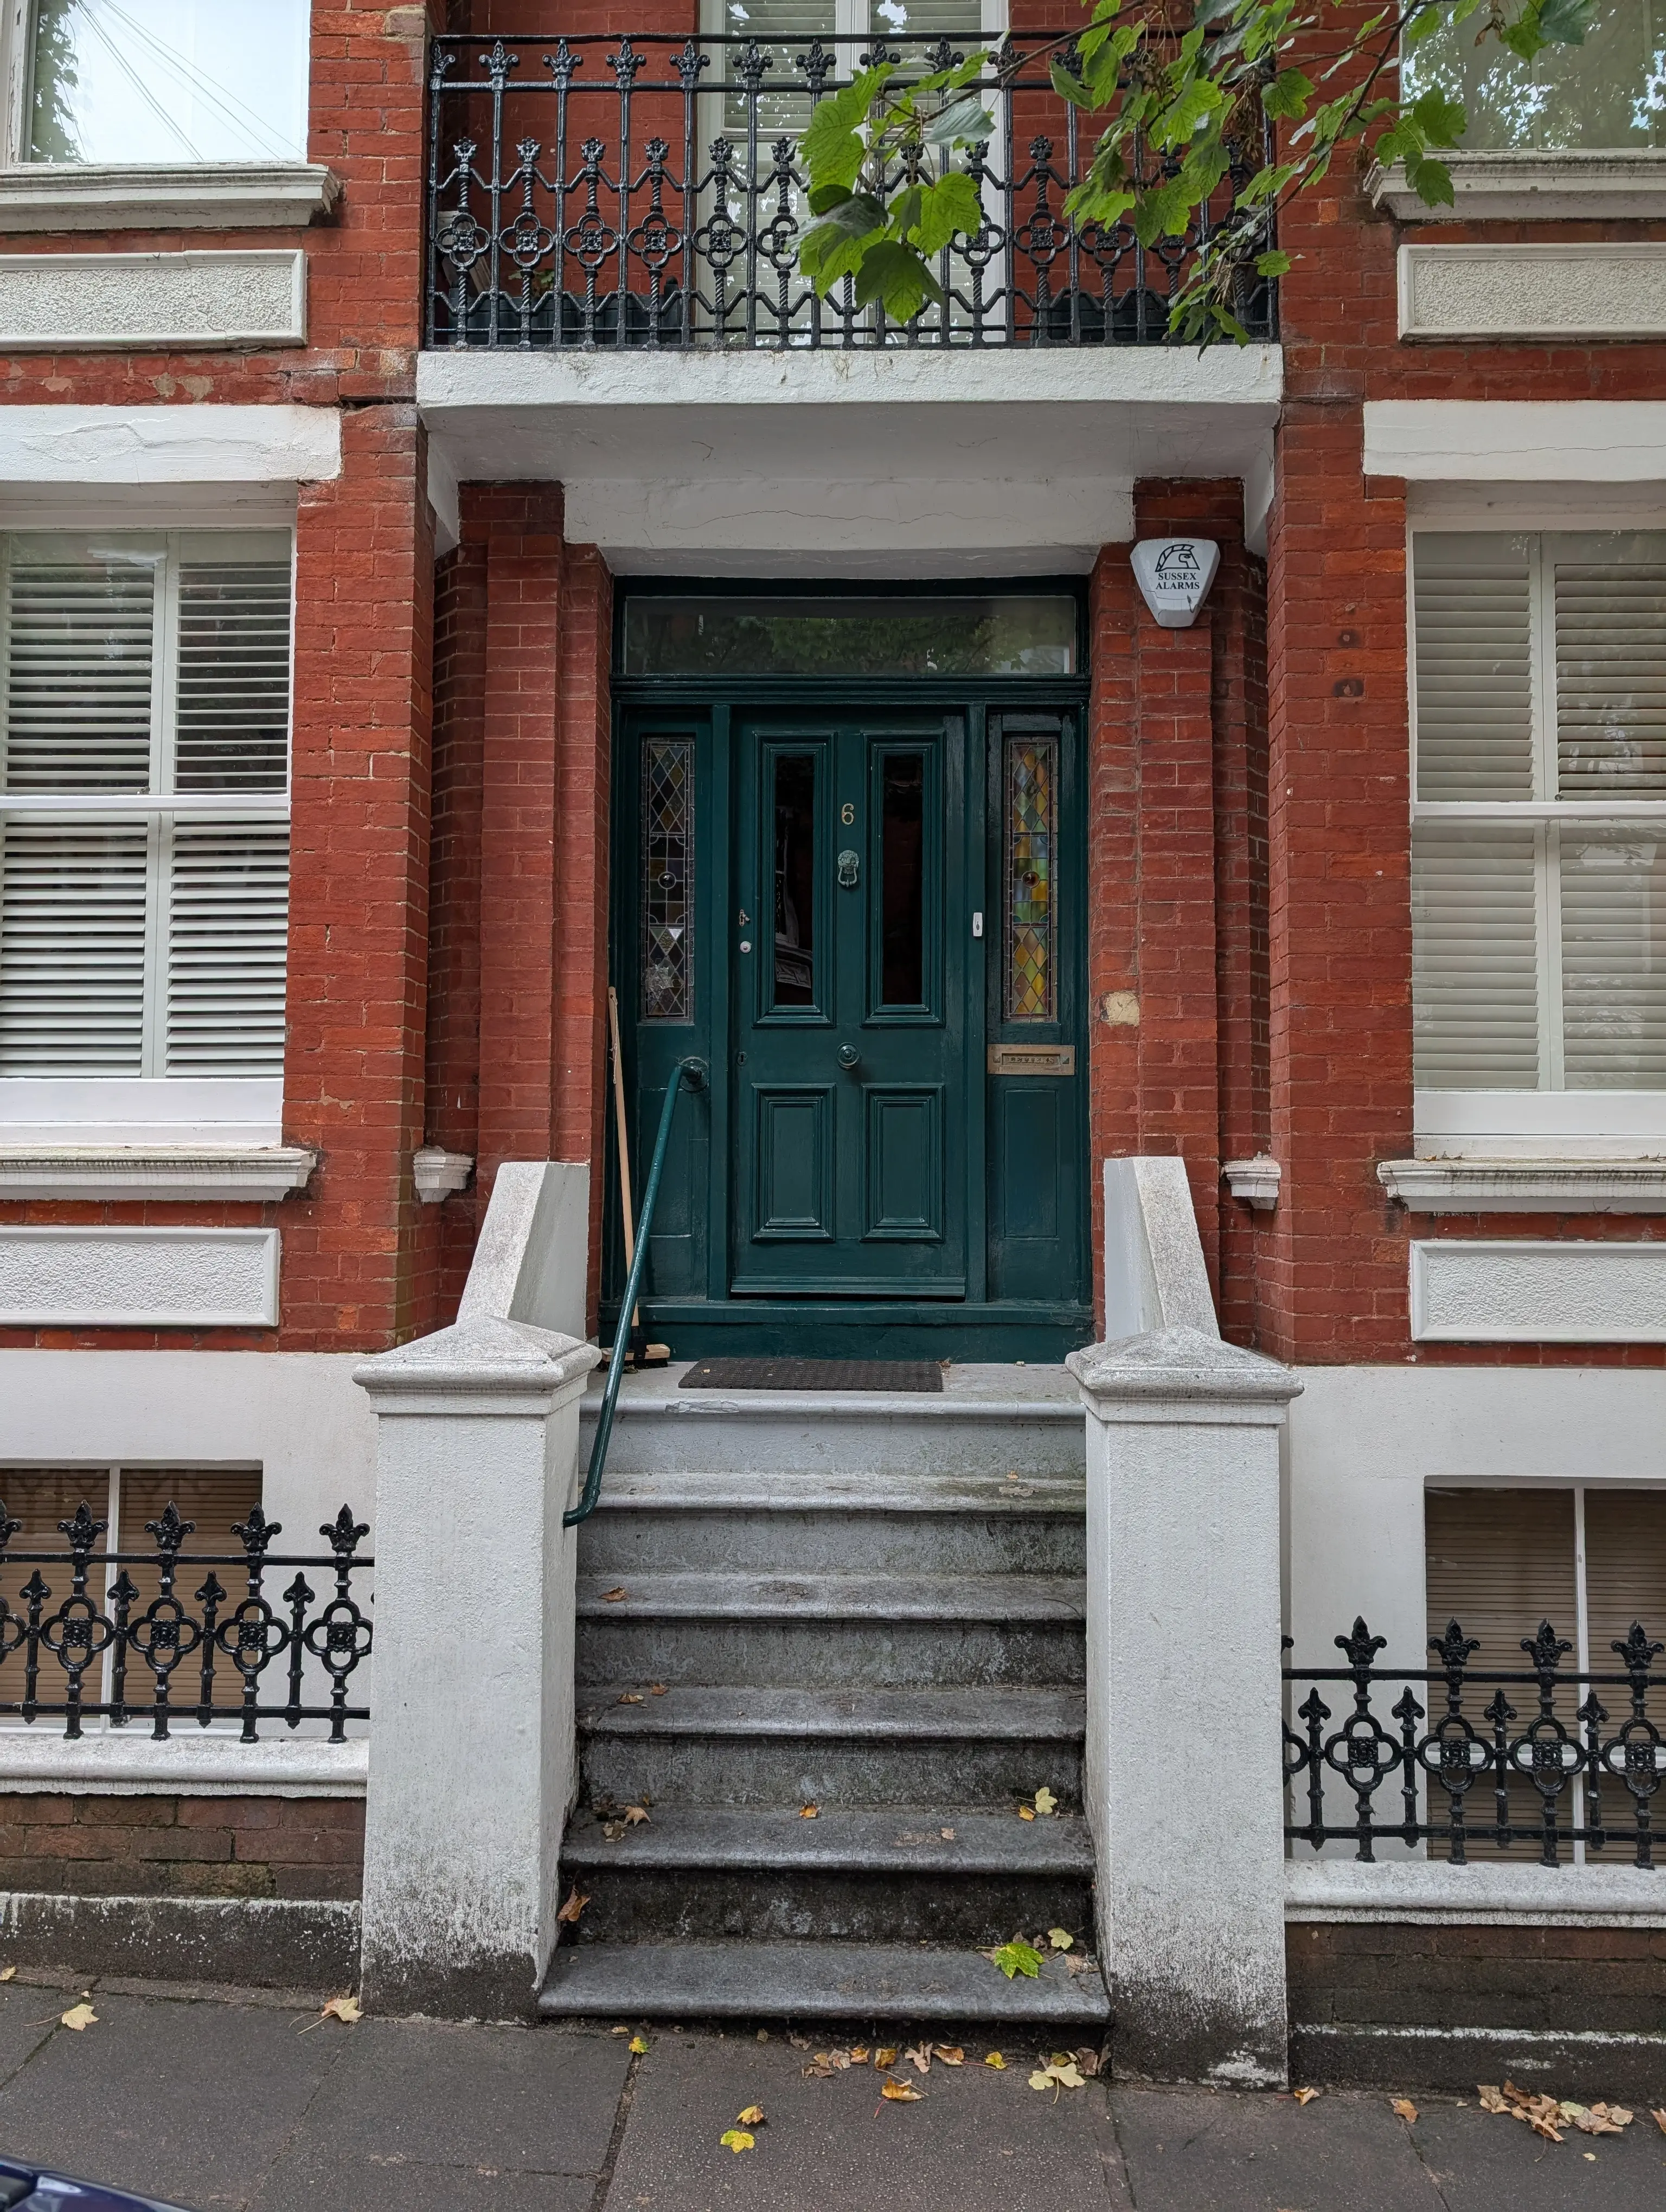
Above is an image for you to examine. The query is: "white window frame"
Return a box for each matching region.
[1411,520,1666,1160]
[0,524,293,1145]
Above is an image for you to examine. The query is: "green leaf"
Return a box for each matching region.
[807,181,853,216]
[1404,152,1454,208]
[798,194,886,287]
[1152,76,1223,150]
[1261,67,1312,121]
[1539,0,1596,43]
[1409,88,1467,149]
[851,239,943,318]
[799,64,891,188]
[1402,4,1445,48]
[908,169,984,254]
[1049,58,1095,111]
[923,92,995,144]
[989,1941,1045,1981]
[1254,247,1291,278]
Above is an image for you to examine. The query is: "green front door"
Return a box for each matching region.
[731,711,966,1297]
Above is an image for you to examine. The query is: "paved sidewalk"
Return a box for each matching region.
[0,1974,1659,2211]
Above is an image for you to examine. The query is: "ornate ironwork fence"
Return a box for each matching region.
[1284,1615,1666,1868]
[425,32,1277,350]
[0,1500,372,1742]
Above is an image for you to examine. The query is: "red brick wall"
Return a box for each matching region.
[0,1795,363,1901]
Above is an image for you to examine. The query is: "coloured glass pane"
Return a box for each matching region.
[880,751,925,1007]
[772,753,816,1008]
[1004,731,1056,1022]
[640,737,694,1020]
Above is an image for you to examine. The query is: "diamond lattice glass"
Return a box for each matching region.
[640,737,693,1020]
[1004,732,1056,1023]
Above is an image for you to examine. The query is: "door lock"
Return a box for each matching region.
[837,1043,860,1069]
[837,850,860,888]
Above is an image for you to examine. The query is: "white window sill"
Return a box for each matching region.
[1416,1090,1666,1162]
[1288,1858,1666,1926]
[1370,150,1666,223]
[0,1731,364,1796]
[0,1078,283,1149]
[0,1146,315,1201]
[0,162,342,234]
[1381,1159,1666,1212]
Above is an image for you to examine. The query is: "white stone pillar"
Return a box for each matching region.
[354,1314,599,2018]
[1068,1325,1300,2085]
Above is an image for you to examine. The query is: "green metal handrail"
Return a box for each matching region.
[565,1055,707,1528]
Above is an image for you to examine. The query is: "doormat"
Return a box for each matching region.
[680,1358,944,1393]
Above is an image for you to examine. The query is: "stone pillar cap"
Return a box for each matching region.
[1067,1324,1302,1405]
[354,1313,603,1400]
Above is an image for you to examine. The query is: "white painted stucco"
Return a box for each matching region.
[0,1226,280,1327]
[0,403,341,487]
[1363,400,1666,484]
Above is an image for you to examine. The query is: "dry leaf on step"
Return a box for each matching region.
[934,2047,965,2067]
[601,1587,627,1603]
[874,2047,898,2069]
[800,1804,818,1818]
[629,2036,649,2054]
[1073,2048,1101,2079]
[849,2047,870,2063]
[1017,1805,1036,1822]
[617,1692,644,1706]
[1478,2085,1509,2114]
[1063,1953,1096,1977]
[648,1683,668,1695]
[319,1995,360,2025]
[555,1891,588,1925]
[624,1806,650,1827]
[787,2033,810,2050]
[904,2044,932,2075]
[1047,1928,1073,1951]
[720,2130,755,2153]
[1391,2099,1418,2124]
[1292,2087,1321,2106]
[984,2052,1006,2070]
[1029,2061,1085,2096]
[1033,1787,1058,1815]
[0,1968,14,1983]
[1573,2104,1632,2135]
[736,2105,765,2126]
[59,2004,96,2033]
[1651,2108,1666,2136]
[881,2081,924,2102]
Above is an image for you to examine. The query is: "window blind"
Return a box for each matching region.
[0,531,291,1082]
[1411,822,1540,1089]
[1555,554,1666,797]
[1414,537,1534,801]
[1584,1490,1666,1669]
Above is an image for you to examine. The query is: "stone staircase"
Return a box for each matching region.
[540,1367,1109,2031]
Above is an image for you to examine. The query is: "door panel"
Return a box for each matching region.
[732,712,966,1297]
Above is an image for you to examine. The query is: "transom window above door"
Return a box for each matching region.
[20,0,310,164]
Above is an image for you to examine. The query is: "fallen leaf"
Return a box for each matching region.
[611,2024,629,2034]
[629,2035,649,2055]
[881,2081,924,2102]
[1017,1805,1036,1822]
[736,2105,765,2126]
[1652,2107,1666,2136]
[802,2061,836,2079]
[617,1692,644,1706]
[1063,1953,1096,1977]
[555,1890,588,1925]
[1292,2087,1321,2106]
[986,1940,1044,1981]
[319,1994,361,2025]
[624,1806,650,1827]
[0,1967,14,1983]
[849,2046,870,2063]
[59,2004,96,2032]
[602,1823,624,1840]
[1029,2061,1085,2097]
[1073,2048,1101,2079]
[649,1683,668,1695]
[875,2047,898,2069]
[1573,2102,1632,2136]
[800,1804,818,1819]
[787,2034,810,2050]
[1479,2085,1509,2114]
[985,2052,1007,2070]
[1391,2098,1418,2124]
[1033,1786,1058,1815]
[904,2043,932,2075]
[934,2046,965,2067]
[1048,1928,1074,1951]
[719,2129,755,2153]
[940,1828,956,1841]
[601,1587,627,1602]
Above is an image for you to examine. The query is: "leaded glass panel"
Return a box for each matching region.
[641,736,694,1020]
[1004,728,1056,1023]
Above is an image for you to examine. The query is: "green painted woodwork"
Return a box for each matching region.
[607,615,1091,1359]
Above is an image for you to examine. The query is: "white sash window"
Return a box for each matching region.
[0,530,292,1091]
[1411,530,1666,1154]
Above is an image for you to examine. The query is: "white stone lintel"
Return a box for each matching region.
[0,249,307,350]
[0,163,342,234]
[1287,1857,1666,1927]
[1223,1155,1281,1211]
[0,1146,315,1202]
[1398,241,1666,343]
[1371,150,1666,224]
[1382,1158,1666,1213]
[1363,399,1666,485]
[0,402,341,487]
[0,1731,366,1798]
[1069,1324,1302,1420]
[412,1147,473,1204]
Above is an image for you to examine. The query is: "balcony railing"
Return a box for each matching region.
[1285,1614,1666,1869]
[425,32,1277,351]
[0,1499,373,1742]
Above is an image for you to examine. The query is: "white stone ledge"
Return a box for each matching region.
[1287,1857,1666,1927]
[0,248,306,350]
[0,1732,366,1797]
[1381,1159,1666,1213]
[0,163,342,234]
[1398,241,1666,342]
[0,402,341,486]
[1223,1155,1281,1211]
[1372,151,1666,223]
[0,1147,315,1202]
[412,1147,473,1204]
[1363,398,1666,483]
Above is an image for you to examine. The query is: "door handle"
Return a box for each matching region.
[837,1044,860,1069]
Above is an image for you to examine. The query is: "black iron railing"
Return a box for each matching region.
[1285,1615,1666,1868]
[0,1501,372,1742]
[425,32,1277,350]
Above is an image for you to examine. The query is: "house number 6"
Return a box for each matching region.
[841,802,855,825]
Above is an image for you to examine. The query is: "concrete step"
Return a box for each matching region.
[576,1571,1086,1690]
[579,1366,1086,1481]
[578,1472,1086,1577]
[540,1937,1111,2028]
[578,1685,1084,1808]
[563,1805,1095,1946]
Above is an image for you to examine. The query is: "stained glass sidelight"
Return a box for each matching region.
[1004,729,1058,1022]
[640,736,693,1020]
